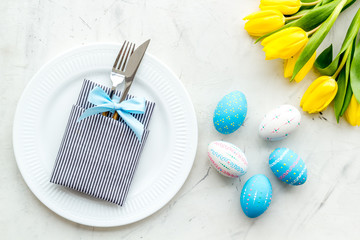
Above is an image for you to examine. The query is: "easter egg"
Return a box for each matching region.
[269,148,307,185]
[240,174,272,218]
[213,91,247,134]
[259,104,301,141]
[207,141,248,178]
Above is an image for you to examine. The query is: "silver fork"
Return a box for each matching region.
[102,41,135,116]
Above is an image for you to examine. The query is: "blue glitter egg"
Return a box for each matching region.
[213,91,247,134]
[240,174,272,218]
[269,148,307,186]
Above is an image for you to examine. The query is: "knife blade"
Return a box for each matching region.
[124,39,150,79]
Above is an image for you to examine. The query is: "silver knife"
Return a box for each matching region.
[113,39,150,120]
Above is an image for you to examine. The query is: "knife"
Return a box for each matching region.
[113,39,150,120]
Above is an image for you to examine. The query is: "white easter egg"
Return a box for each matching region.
[207,141,248,178]
[259,105,301,141]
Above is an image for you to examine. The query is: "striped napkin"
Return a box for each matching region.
[50,79,155,205]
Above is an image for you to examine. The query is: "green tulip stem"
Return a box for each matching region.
[332,44,352,79]
[301,0,322,7]
[306,24,322,36]
[285,14,305,21]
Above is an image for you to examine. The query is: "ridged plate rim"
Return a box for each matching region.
[12,43,198,227]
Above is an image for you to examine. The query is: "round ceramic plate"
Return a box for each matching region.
[13,43,198,227]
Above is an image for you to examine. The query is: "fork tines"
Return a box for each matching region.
[113,41,136,72]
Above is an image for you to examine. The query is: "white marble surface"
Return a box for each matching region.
[2,0,360,239]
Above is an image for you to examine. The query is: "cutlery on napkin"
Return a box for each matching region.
[102,40,135,117]
[113,39,150,120]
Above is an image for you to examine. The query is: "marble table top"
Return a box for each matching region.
[1,0,360,239]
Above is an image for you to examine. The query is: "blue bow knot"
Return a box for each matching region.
[78,87,146,141]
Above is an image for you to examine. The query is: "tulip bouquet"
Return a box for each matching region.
[244,0,360,125]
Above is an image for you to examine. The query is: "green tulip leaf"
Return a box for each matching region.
[340,78,353,116]
[315,8,360,75]
[339,37,357,117]
[314,44,333,70]
[321,0,335,4]
[350,37,360,103]
[341,0,357,12]
[292,0,347,80]
[334,68,347,122]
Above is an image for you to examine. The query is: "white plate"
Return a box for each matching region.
[13,43,198,227]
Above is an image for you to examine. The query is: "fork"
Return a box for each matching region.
[102,41,135,117]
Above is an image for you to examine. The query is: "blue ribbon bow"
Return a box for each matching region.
[78,86,146,141]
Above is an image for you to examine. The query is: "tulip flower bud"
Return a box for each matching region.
[300,76,338,113]
[284,50,316,82]
[244,10,285,37]
[345,95,360,126]
[260,0,301,15]
[261,27,308,60]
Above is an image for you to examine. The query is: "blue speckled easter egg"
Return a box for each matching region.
[213,91,247,134]
[240,174,272,218]
[269,148,307,186]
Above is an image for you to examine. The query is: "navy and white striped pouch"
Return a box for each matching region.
[50,79,155,206]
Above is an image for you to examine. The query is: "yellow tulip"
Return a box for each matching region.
[345,95,360,126]
[284,50,316,82]
[244,10,285,37]
[300,76,338,114]
[261,27,308,60]
[260,0,301,15]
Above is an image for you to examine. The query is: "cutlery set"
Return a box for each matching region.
[103,39,150,119]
